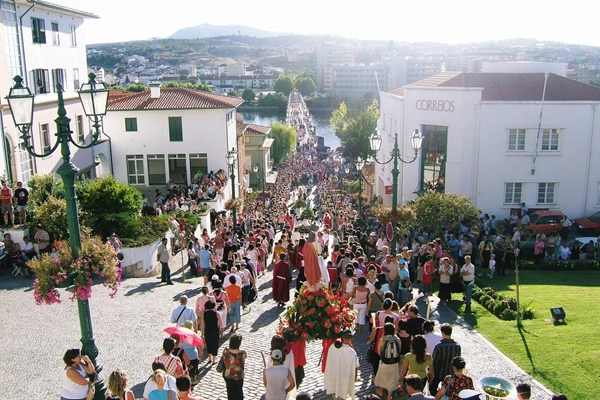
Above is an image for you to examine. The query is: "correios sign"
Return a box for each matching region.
[415,99,455,112]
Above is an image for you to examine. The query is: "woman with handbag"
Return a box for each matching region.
[434,356,474,400]
[60,348,96,400]
[202,299,222,365]
[154,338,185,378]
[148,370,177,400]
[220,333,247,400]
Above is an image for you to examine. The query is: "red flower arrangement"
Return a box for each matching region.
[279,286,355,342]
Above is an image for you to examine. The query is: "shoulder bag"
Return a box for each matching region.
[440,375,452,400]
[86,374,97,400]
[216,349,227,374]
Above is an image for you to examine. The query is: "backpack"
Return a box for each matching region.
[380,336,401,364]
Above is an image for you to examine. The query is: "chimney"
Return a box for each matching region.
[149,82,161,98]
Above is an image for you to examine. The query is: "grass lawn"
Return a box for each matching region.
[447,270,599,399]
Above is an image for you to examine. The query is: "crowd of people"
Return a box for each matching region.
[58,132,573,399]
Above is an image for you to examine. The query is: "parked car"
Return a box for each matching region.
[574,211,600,235]
[519,236,597,260]
[521,210,567,240]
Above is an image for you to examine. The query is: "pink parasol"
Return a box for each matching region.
[164,326,205,347]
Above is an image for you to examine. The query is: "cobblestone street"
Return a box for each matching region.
[0,243,553,399]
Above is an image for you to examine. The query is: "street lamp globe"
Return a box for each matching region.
[78,73,110,117]
[369,132,383,152]
[344,166,350,174]
[356,159,365,171]
[5,76,34,132]
[410,129,424,151]
[253,164,259,173]
[226,148,237,166]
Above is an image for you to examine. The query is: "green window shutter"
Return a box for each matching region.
[168,117,183,141]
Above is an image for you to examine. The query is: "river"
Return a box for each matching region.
[239,109,341,150]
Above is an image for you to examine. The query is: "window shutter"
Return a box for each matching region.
[52,69,58,93]
[169,117,182,141]
[39,19,46,43]
[43,69,50,93]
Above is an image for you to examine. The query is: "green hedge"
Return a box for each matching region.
[472,285,535,321]
[517,259,600,271]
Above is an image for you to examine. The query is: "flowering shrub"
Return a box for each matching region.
[30,236,121,305]
[280,285,355,342]
[224,198,243,212]
[472,285,534,321]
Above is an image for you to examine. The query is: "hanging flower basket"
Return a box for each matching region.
[224,198,243,211]
[279,284,355,342]
[30,237,121,305]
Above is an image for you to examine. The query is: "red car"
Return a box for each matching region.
[574,211,600,235]
[522,210,566,239]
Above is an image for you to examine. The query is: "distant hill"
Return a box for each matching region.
[168,24,283,39]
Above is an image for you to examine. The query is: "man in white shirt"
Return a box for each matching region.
[460,256,475,314]
[223,266,242,288]
[20,236,36,259]
[170,295,198,331]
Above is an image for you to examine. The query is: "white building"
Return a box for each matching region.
[103,85,244,196]
[0,0,99,183]
[377,72,600,220]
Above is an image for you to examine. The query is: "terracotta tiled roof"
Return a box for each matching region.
[245,124,271,135]
[107,88,244,111]
[437,72,600,101]
[411,72,462,87]
[399,72,600,102]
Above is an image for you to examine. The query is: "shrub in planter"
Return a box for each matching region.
[522,307,535,319]
[500,309,517,321]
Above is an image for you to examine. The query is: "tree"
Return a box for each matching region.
[227,90,239,97]
[329,100,379,161]
[257,92,287,110]
[32,196,70,242]
[242,88,256,102]
[409,192,481,236]
[273,75,294,96]
[77,176,145,240]
[269,122,297,164]
[295,76,316,96]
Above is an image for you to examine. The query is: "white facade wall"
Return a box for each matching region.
[379,86,600,221]
[1,1,95,183]
[103,107,239,189]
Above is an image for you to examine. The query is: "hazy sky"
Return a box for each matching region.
[52,0,598,47]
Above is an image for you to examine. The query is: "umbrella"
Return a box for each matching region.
[164,326,205,347]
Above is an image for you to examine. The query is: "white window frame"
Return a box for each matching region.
[31,16,46,44]
[40,123,50,153]
[126,155,144,185]
[76,115,84,143]
[597,182,600,204]
[18,143,33,183]
[508,128,526,151]
[541,128,559,151]
[52,68,66,92]
[32,68,50,94]
[189,153,208,175]
[537,183,555,204]
[69,24,77,47]
[504,182,522,204]
[147,154,166,185]
[51,21,59,46]
[73,68,80,90]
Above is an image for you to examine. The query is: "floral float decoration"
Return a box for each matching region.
[30,236,121,305]
[279,282,355,342]
[224,198,243,212]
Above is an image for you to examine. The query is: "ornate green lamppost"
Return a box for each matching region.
[6,73,109,399]
[355,158,365,214]
[370,126,424,253]
[252,163,266,208]
[226,148,238,242]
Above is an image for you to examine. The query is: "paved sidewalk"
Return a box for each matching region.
[0,246,553,399]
